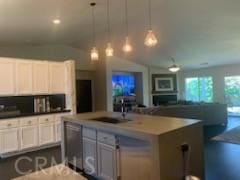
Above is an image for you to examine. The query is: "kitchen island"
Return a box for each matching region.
[62,111,204,180]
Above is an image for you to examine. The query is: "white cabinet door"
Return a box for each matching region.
[20,125,38,149]
[83,137,98,176]
[0,128,19,154]
[39,123,55,145]
[0,59,15,95]
[16,60,33,94]
[33,61,49,94]
[97,142,117,180]
[49,63,66,93]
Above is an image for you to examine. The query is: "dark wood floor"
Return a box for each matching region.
[204,116,240,180]
[1,117,240,180]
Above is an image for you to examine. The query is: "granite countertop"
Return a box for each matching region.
[13,164,87,180]
[63,111,201,136]
[0,109,71,120]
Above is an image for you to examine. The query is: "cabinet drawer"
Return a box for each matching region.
[0,119,19,130]
[39,116,54,124]
[20,117,38,126]
[83,127,96,140]
[97,131,116,146]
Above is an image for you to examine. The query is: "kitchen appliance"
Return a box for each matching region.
[117,136,151,180]
[64,122,83,171]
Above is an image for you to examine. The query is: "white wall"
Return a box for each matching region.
[179,64,240,103]
[105,57,150,111]
[0,44,96,71]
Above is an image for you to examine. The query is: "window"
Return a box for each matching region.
[225,76,240,116]
[185,77,213,102]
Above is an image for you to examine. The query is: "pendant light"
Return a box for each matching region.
[105,0,114,57]
[90,2,99,61]
[168,57,180,72]
[144,0,158,47]
[122,0,132,53]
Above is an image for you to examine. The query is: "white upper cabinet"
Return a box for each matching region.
[33,61,49,94]
[16,60,33,95]
[0,59,15,95]
[49,62,66,94]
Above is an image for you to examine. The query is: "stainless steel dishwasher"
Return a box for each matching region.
[117,136,151,180]
[64,122,83,171]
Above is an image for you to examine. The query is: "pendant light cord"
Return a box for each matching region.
[125,0,129,36]
[91,3,96,46]
[107,0,111,42]
[148,0,152,29]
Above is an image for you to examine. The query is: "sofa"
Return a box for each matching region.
[132,103,228,125]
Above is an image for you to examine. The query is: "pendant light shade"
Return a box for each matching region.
[91,47,99,61]
[122,0,132,53]
[105,0,114,57]
[144,0,158,47]
[144,30,158,47]
[106,43,114,57]
[123,37,132,52]
[168,57,180,72]
[90,2,99,61]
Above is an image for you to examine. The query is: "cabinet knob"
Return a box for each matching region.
[46,119,49,122]
[7,123,12,127]
[28,121,32,124]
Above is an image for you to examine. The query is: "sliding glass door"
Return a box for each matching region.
[225,76,240,116]
[185,77,213,102]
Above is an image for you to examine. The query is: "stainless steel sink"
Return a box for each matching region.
[90,117,129,124]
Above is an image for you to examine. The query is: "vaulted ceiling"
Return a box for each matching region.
[0,0,240,69]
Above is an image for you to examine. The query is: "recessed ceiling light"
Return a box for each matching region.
[53,19,61,24]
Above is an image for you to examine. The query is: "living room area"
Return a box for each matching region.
[121,63,240,179]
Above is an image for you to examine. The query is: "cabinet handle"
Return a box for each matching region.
[116,145,121,180]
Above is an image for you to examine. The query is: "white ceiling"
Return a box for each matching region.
[0,0,240,69]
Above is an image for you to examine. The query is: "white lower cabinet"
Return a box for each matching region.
[83,137,98,176]
[20,126,38,150]
[97,142,117,180]
[0,128,19,154]
[39,123,55,145]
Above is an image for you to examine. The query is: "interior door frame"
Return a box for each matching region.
[76,79,95,112]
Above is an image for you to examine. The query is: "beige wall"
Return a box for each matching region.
[179,64,240,103]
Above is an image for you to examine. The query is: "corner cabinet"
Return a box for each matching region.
[33,61,49,94]
[0,59,15,95]
[16,61,33,95]
[49,62,66,94]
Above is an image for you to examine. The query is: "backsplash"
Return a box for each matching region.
[0,94,66,114]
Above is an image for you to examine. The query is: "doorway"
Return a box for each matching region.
[224,76,240,116]
[76,80,93,113]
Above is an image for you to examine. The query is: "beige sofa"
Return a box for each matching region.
[132,103,228,125]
